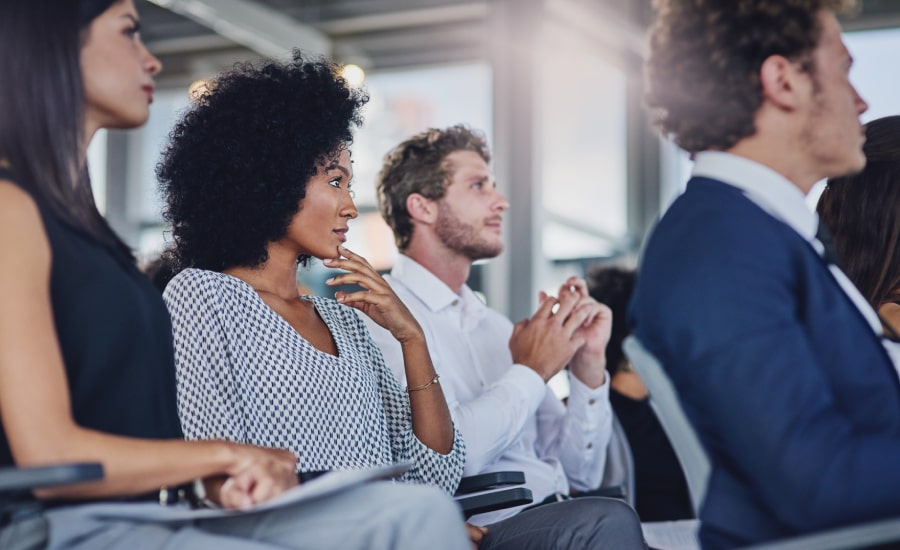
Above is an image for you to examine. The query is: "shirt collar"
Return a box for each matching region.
[391,254,476,313]
[692,151,819,242]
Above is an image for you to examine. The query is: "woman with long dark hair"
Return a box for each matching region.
[818,115,900,333]
[0,1,469,548]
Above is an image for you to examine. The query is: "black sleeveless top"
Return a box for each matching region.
[0,168,183,470]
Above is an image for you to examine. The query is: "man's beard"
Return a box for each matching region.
[435,201,503,262]
[799,89,865,180]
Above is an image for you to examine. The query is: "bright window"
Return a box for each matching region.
[538,23,628,260]
[845,28,900,123]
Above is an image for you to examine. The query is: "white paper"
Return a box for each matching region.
[86,462,412,522]
[641,519,701,550]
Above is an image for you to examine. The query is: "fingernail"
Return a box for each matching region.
[336,294,345,302]
[325,277,335,284]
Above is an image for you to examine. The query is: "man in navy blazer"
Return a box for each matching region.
[630,1,900,548]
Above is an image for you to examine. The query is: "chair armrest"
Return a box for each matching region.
[457,487,533,519]
[0,463,104,494]
[454,471,526,496]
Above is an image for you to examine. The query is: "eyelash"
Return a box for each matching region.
[124,21,141,38]
[329,178,355,197]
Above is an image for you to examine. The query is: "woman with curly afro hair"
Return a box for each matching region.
[159,53,466,498]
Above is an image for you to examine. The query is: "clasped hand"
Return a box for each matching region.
[509,277,610,387]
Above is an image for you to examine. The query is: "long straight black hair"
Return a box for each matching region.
[818,115,900,309]
[0,0,130,256]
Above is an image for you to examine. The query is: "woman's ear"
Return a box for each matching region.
[406,193,438,224]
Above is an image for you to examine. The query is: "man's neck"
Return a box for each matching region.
[723,103,829,194]
[402,240,471,295]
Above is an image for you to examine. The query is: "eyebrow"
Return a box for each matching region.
[326,163,352,177]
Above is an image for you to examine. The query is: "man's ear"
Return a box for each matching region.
[407,193,438,224]
[760,54,808,110]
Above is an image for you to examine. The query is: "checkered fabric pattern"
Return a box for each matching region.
[163,268,465,494]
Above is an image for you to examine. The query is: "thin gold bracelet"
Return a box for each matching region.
[406,373,440,393]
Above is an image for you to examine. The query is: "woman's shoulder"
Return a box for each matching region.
[0,178,41,226]
[167,268,254,293]
[0,182,53,336]
[167,267,217,295]
[0,180,49,261]
[879,302,900,333]
[163,267,259,310]
[164,268,253,312]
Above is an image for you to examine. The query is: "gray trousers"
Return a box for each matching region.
[481,496,647,550]
[0,482,469,550]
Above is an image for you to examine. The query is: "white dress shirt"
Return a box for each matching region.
[360,254,612,525]
[692,151,900,376]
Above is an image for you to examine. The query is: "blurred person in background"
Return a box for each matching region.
[817,115,900,334]
[630,0,900,547]
[587,266,693,522]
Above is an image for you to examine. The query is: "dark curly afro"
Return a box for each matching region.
[158,52,368,272]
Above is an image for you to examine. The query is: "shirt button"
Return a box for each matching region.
[588,398,596,405]
[451,299,459,306]
[587,442,593,449]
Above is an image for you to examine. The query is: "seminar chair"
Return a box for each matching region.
[0,463,103,496]
[623,335,900,550]
[454,471,533,518]
[623,335,708,515]
[1,463,104,548]
[300,468,533,519]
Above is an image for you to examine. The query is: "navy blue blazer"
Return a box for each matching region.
[629,177,900,548]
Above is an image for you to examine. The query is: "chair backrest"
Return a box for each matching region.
[623,335,710,515]
[599,412,635,508]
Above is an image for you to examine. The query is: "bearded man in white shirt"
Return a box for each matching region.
[359,124,645,549]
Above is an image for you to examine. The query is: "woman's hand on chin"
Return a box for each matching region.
[324,246,424,344]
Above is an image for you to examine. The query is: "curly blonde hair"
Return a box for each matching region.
[376,125,490,251]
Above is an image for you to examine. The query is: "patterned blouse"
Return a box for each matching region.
[163,268,465,494]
